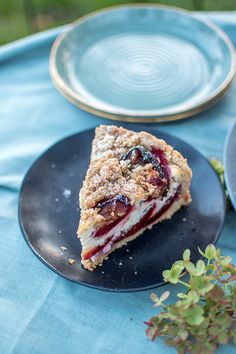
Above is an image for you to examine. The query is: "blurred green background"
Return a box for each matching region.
[1,0,236,45]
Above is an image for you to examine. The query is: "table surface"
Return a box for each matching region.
[0,11,236,354]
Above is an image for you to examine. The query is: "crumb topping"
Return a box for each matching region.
[78,125,192,235]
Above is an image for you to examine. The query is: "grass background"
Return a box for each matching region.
[1,0,236,45]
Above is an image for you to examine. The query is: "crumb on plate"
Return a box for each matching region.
[68,258,75,265]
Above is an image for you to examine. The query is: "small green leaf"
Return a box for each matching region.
[175,260,184,267]
[163,264,184,284]
[160,291,170,302]
[198,246,206,258]
[151,293,162,307]
[162,270,171,282]
[183,249,190,261]
[186,290,199,304]
[200,318,210,329]
[183,305,204,326]
[196,260,206,275]
[185,262,196,275]
[172,263,185,275]
[190,276,214,295]
[151,293,159,302]
[208,325,221,336]
[210,158,224,174]
[214,313,231,328]
[205,244,217,260]
[210,159,233,211]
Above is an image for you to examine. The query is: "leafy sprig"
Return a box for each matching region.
[145,245,236,354]
[210,158,232,211]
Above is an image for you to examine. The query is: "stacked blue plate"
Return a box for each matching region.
[50,5,235,122]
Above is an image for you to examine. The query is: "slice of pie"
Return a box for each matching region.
[77,125,192,271]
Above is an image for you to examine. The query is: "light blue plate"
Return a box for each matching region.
[224,120,236,211]
[50,5,235,122]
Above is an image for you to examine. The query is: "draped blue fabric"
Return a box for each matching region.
[0,12,236,354]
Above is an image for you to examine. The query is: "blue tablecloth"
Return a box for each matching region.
[1,12,236,354]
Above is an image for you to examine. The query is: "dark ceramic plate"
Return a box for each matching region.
[224,120,236,211]
[19,125,226,292]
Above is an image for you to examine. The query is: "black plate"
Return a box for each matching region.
[224,120,236,211]
[19,125,226,292]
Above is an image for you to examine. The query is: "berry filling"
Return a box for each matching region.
[151,147,169,170]
[122,145,166,179]
[83,242,108,261]
[145,185,181,227]
[151,147,170,191]
[122,145,170,195]
[83,186,181,261]
[124,204,155,237]
[93,194,132,237]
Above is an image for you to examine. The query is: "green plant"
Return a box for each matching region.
[145,245,236,354]
[210,158,232,211]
